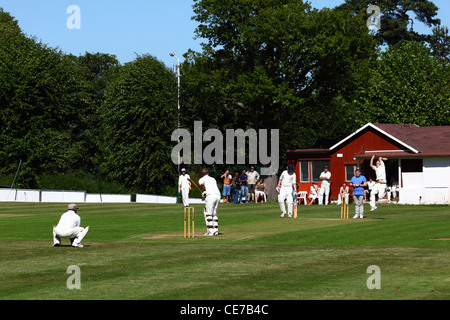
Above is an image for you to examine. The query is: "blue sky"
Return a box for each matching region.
[1,0,448,69]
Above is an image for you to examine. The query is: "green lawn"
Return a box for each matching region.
[0,201,449,300]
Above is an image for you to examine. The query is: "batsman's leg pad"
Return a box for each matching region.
[204,209,214,233]
[212,215,218,233]
[53,226,61,245]
[72,226,89,245]
[278,189,288,214]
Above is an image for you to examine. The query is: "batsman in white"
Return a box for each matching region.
[277,163,297,218]
[199,168,221,236]
[53,204,89,248]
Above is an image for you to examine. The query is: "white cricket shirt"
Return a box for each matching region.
[320,171,331,186]
[279,170,296,187]
[374,161,386,182]
[199,175,221,196]
[179,174,191,189]
[56,210,81,229]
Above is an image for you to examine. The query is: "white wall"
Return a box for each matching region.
[0,188,40,202]
[423,158,450,204]
[136,194,176,204]
[400,158,450,205]
[136,194,204,204]
[399,172,424,205]
[41,191,86,203]
[85,194,131,203]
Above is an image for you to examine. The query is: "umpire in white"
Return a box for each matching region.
[53,204,89,247]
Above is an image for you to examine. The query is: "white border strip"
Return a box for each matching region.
[365,150,410,153]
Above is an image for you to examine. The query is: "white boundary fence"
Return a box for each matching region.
[135,194,204,204]
[0,188,203,204]
[0,188,41,202]
[41,190,86,203]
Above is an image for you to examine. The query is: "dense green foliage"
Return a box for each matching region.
[0,9,177,194]
[1,1,449,194]
[352,41,450,126]
[189,0,378,149]
[100,55,178,195]
[185,0,449,173]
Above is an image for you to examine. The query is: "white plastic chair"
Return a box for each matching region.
[297,191,308,205]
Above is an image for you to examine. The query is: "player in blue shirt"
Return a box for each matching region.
[238,169,249,203]
[350,167,368,219]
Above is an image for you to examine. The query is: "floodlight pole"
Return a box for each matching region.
[170,52,181,130]
[170,52,182,203]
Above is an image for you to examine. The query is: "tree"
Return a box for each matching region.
[0,9,91,186]
[68,52,121,174]
[429,25,450,64]
[100,54,178,194]
[339,0,441,46]
[353,41,450,126]
[189,0,377,153]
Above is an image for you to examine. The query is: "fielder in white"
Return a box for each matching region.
[318,166,331,205]
[179,168,191,207]
[277,164,297,218]
[370,154,388,212]
[53,204,89,248]
[199,168,221,236]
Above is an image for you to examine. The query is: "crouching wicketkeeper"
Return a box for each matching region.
[53,204,89,248]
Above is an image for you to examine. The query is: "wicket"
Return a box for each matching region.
[184,207,195,238]
[341,196,349,219]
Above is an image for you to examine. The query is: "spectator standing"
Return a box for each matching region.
[220,170,233,203]
[232,171,241,204]
[238,169,249,203]
[247,166,260,202]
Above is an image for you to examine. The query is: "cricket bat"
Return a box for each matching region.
[187,178,203,195]
[294,200,298,218]
[293,188,298,219]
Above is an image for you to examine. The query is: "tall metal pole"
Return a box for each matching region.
[170,52,181,203]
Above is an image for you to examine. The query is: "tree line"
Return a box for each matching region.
[0,0,449,196]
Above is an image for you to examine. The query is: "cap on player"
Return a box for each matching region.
[287,163,294,171]
[181,168,186,172]
[68,204,79,210]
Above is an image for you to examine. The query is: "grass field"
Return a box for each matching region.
[0,201,449,300]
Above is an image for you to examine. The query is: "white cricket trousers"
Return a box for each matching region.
[181,188,190,207]
[318,185,330,205]
[204,194,220,235]
[53,226,89,246]
[278,186,294,216]
[370,183,386,208]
